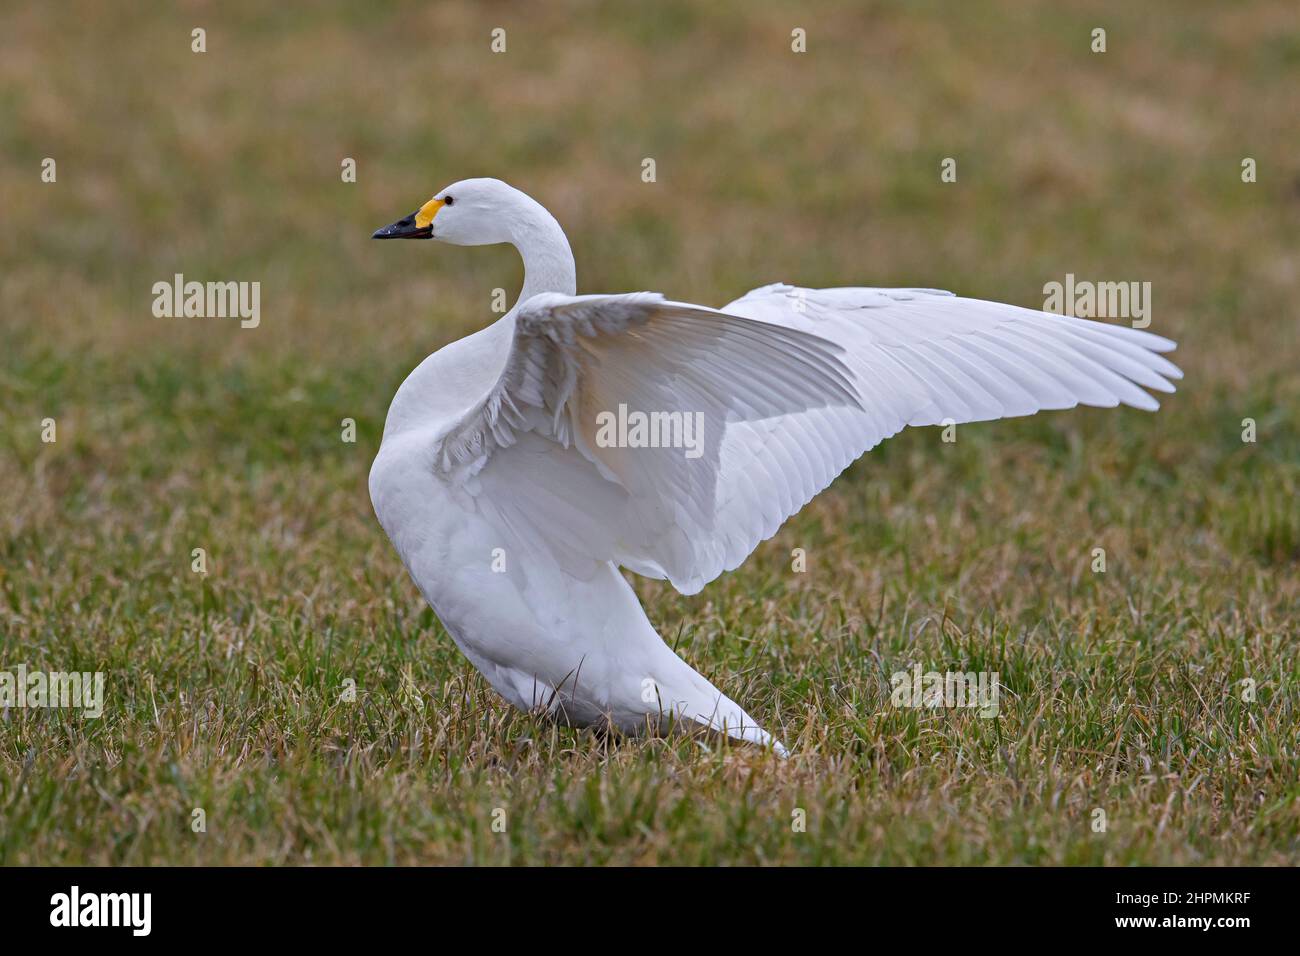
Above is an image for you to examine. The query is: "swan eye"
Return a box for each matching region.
[443,195,454,206]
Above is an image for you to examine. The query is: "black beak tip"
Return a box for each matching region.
[373,212,432,240]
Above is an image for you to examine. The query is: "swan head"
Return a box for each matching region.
[372,177,526,246]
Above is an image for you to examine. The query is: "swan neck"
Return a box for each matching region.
[511,200,576,302]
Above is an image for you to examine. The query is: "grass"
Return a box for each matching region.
[1,0,1297,864]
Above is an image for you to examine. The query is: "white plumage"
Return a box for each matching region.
[369,178,1181,756]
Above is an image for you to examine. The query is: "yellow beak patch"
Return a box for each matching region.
[415,198,445,229]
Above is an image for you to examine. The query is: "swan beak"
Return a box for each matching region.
[373,197,444,239]
[372,211,433,240]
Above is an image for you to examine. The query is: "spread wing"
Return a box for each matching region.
[724,283,1181,427]
[436,287,1179,595]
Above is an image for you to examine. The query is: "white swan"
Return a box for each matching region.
[369,178,1181,756]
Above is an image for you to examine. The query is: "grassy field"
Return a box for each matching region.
[1,1,1297,865]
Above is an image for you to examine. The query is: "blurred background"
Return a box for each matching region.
[0,1,1296,864]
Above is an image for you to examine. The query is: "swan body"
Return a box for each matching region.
[369,178,1181,756]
